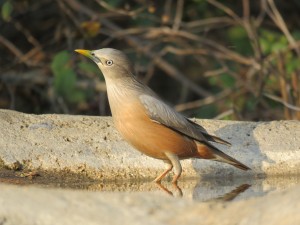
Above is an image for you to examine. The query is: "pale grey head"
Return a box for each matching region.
[75,47,154,97]
[89,48,134,80]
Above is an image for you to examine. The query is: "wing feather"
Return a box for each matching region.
[139,95,231,146]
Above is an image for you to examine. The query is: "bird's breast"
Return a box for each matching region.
[108,93,197,160]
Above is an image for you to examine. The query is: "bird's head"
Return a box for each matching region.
[75,48,134,80]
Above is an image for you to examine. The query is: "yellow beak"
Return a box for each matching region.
[75,49,92,58]
[75,49,101,64]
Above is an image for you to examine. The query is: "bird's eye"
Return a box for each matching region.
[106,60,113,66]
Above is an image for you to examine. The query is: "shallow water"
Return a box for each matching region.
[1,169,299,202]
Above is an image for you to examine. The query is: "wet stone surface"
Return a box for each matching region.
[1,168,300,203]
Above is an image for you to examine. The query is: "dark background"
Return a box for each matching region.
[1,0,299,120]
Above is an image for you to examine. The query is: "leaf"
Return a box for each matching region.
[220,73,235,88]
[2,0,13,22]
[208,73,235,88]
[227,26,253,55]
[208,76,217,86]
[51,51,86,103]
[51,51,70,74]
[286,57,300,74]
[259,29,288,54]
[81,21,101,37]
[270,38,287,53]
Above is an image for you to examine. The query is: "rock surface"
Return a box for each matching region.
[0,109,299,179]
[0,109,300,225]
[0,183,299,225]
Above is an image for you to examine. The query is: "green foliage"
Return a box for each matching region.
[244,96,257,112]
[195,105,218,119]
[285,53,300,74]
[208,73,235,89]
[220,73,235,88]
[1,0,13,21]
[51,51,85,103]
[259,29,288,54]
[228,26,253,55]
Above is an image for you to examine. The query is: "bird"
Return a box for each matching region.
[75,48,250,183]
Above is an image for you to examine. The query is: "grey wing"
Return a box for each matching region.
[139,95,231,146]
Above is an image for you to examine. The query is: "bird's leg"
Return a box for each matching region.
[172,183,183,197]
[154,160,173,183]
[164,152,182,184]
[155,182,173,196]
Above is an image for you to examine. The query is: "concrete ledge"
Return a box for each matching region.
[0,109,299,179]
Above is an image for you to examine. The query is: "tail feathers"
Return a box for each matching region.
[213,151,250,171]
[202,133,232,146]
[196,143,250,171]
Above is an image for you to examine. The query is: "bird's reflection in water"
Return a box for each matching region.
[155,182,183,197]
[213,184,251,201]
[0,169,251,202]
[192,177,252,202]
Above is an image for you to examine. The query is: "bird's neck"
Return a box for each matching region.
[105,76,144,117]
